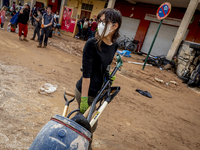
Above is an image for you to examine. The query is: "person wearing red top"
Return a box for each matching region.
[89,19,97,38]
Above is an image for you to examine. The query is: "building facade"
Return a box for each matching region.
[115,0,200,56]
[60,0,106,37]
[19,0,105,37]
[24,0,47,8]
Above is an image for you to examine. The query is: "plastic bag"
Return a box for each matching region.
[38,83,58,94]
[7,26,11,32]
[117,50,131,57]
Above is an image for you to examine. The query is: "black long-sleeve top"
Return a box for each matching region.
[76,38,118,97]
[18,9,30,25]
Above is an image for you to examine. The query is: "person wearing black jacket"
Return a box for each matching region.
[31,5,37,26]
[75,16,85,39]
[74,8,122,150]
[18,3,30,41]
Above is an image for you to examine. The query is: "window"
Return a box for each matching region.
[81,3,93,11]
[71,8,78,19]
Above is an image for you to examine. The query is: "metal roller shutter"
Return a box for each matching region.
[119,16,140,39]
[141,22,189,56]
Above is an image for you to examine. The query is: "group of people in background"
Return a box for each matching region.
[0,3,61,48]
[1,2,98,48]
[0,1,26,30]
[75,17,97,40]
[30,5,61,47]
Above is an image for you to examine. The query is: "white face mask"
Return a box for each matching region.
[98,22,114,37]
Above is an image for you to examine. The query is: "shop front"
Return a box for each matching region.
[60,0,106,37]
[60,7,76,33]
[114,1,200,55]
[140,14,189,56]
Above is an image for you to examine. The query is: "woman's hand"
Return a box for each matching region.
[110,72,116,85]
[80,97,89,113]
[20,9,23,14]
[81,78,90,113]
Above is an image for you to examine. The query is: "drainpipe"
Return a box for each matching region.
[1,0,3,8]
[107,0,116,8]
[59,0,68,25]
[30,0,36,12]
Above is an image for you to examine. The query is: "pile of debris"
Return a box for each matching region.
[135,41,200,87]
[176,41,200,87]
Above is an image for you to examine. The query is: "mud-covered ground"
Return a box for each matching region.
[0,19,200,150]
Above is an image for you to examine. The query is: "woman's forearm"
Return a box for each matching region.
[82,78,90,97]
[54,18,57,24]
[33,16,39,22]
[35,18,40,22]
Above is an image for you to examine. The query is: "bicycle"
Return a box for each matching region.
[117,35,138,53]
[126,39,139,53]
[145,55,175,70]
[117,35,130,49]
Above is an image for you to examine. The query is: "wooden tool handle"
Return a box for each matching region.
[62,105,68,117]
[65,91,75,97]
[83,106,91,118]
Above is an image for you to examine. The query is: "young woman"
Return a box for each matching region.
[31,9,42,41]
[74,8,122,149]
[1,6,7,30]
[53,10,61,36]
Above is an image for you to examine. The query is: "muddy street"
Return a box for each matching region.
[0,24,200,150]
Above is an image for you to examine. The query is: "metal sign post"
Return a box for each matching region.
[142,2,171,70]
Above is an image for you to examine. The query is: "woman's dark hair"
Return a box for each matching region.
[95,8,122,49]
[87,18,89,21]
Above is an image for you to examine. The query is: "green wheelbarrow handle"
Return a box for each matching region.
[116,54,123,69]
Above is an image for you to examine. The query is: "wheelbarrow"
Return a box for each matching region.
[29,54,123,150]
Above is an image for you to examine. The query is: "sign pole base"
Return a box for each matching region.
[142,19,163,70]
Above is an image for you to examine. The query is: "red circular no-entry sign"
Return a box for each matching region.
[156,2,171,20]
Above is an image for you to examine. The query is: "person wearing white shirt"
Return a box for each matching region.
[53,11,61,36]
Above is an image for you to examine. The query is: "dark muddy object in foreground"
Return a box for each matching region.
[136,89,152,98]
